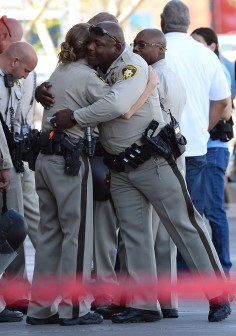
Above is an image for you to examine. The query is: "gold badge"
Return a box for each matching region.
[122,65,137,80]
[111,72,117,84]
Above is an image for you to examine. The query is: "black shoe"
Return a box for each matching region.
[208,296,231,322]
[59,317,80,326]
[26,313,59,325]
[111,307,162,323]
[6,299,29,315]
[79,312,103,325]
[0,309,23,322]
[59,312,103,326]
[91,295,113,311]
[161,308,179,318]
[95,304,125,319]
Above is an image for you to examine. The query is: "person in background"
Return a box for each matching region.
[130,28,187,319]
[160,0,231,272]
[0,40,37,319]
[0,15,40,314]
[191,27,233,277]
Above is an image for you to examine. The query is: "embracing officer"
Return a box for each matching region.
[51,21,231,324]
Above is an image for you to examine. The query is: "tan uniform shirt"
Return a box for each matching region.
[74,48,164,155]
[153,59,186,123]
[0,122,12,169]
[41,59,110,138]
[0,69,22,134]
[21,70,37,127]
[153,59,187,172]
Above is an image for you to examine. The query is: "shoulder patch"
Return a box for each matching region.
[94,73,106,83]
[122,65,137,80]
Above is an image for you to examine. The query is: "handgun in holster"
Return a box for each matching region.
[61,136,83,176]
[142,120,172,159]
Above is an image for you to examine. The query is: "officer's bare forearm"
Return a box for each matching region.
[221,96,232,121]
[208,98,228,131]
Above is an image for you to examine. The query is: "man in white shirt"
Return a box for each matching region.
[160,0,231,270]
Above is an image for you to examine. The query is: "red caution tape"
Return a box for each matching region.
[0,273,235,304]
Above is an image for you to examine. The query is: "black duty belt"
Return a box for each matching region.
[103,143,152,172]
[40,131,84,155]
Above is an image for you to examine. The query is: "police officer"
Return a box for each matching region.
[52,21,231,324]
[0,75,27,323]
[0,16,40,313]
[26,23,107,326]
[131,28,187,318]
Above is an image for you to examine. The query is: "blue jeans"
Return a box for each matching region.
[185,155,207,216]
[177,155,207,270]
[204,147,232,273]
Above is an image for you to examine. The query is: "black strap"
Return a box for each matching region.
[1,190,8,215]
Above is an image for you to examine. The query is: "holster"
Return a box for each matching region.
[61,136,84,176]
[39,131,84,176]
[210,117,234,142]
[143,117,187,160]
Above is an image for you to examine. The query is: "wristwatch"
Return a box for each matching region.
[70,111,78,125]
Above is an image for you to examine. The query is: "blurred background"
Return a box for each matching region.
[1,0,236,202]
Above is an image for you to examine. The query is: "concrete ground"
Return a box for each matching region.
[0,205,235,336]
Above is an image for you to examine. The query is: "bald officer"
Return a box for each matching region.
[132,28,187,318]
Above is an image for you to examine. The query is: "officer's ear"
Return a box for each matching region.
[114,41,123,54]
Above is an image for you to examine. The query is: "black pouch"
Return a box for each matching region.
[40,132,53,154]
[103,153,125,172]
[23,130,41,171]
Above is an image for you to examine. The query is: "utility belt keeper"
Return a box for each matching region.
[40,131,84,176]
[104,115,187,172]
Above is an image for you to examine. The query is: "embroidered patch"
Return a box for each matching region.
[122,65,137,80]
[111,72,117,84]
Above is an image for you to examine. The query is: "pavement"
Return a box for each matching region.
[0,205,236,336]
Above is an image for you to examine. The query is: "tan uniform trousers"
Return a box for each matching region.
[0,167,29,304]
[2,163,40,304]
[151,155,185,310]
[93,199,119,299]
[27,152,93,319]
[152,210,177,310]
[110,155,226,311]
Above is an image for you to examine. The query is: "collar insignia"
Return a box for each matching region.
[111,72,117,84]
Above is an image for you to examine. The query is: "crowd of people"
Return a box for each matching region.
[0,0,235,327]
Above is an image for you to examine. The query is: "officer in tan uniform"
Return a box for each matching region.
[0,123,26,322]
[0,16,40,313]
[132,28,187,318]
[0,41,37,317]
[0,41,37,219]
[52,21,231,324]
[26,23,108,326]
[0,123,12,192]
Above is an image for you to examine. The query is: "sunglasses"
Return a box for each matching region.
[89,25,120,44]
[0,16,11,37]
